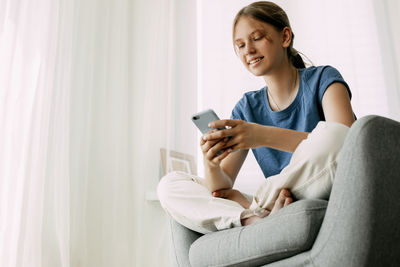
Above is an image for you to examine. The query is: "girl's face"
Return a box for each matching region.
[233,16,289,76]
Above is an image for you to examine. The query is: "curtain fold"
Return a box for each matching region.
[69,0,176,266]
[373,0,400,120]
[0,0,70,266]
[1,0,182,266]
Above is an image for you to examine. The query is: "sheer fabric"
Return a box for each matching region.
[1,0,185,266]
[0,0,70,266]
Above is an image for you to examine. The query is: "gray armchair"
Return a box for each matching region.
[168,115,400,267]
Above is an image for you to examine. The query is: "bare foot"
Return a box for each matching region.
[241,209,270,226]
[240,189,293,227]
[213,189,251,209]
[270,188,293,215]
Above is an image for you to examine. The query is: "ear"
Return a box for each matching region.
[281,26,292,48]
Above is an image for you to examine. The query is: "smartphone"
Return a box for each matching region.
[191,109,225,134]
[191,109,230,155]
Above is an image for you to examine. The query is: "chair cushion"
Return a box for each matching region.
[189,199,327,267]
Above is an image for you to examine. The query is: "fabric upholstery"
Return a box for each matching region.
[169,219,202,267]
[310,115,400,266]
[189,199,327,267]
[267,115,400,267]
[168,115,400,267]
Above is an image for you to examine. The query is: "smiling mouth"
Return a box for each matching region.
[248,57,264,66]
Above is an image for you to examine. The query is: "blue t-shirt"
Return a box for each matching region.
[231,65,352,178]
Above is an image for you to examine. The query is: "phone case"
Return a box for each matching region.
[191,109,224,134]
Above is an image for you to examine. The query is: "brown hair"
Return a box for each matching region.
[233,1,306,69]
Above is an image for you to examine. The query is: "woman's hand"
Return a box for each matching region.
[200,129,232,169]
[203,120,264,151]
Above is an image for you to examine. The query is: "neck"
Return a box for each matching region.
[263,62,298,110]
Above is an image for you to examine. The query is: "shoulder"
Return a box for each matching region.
[302,65,343,82]
[235,87,265,107]
[243,87,265,100]
[301,65,350,99]
[231,87,265,119]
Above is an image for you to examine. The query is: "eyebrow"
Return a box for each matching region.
[234,29,264,43]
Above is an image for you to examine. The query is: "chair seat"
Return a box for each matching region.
[188,199,327,267]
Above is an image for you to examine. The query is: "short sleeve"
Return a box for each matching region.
[318,66,352,103]
[230,97,245,120]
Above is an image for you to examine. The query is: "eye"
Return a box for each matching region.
[254,35,263,41]
[237,43,245,49]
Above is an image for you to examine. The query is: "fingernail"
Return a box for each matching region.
[202,135,207,140]
[208,123,213,127]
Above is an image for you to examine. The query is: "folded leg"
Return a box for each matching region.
[157,171,250,234]
[250,122,349,212]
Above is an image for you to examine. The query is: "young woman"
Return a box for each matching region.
[157,1,355,234]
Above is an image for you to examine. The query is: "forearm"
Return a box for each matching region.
[260,125,309,153]
[204,165,233,192]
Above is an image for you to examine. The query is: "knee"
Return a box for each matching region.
[295,122,350,164]
[322,121,350,143]
[311,122,350,155]
[157,171,189,206]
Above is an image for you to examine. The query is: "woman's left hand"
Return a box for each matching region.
[203,119,265,151]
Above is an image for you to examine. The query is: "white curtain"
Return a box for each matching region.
[0,0,70,266]
[373,0,400,121]
[1,0,199,266]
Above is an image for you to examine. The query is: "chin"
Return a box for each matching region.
[248,68,268,77]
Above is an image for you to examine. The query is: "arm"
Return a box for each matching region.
[205,121,308,153]
[251,83,356,149]
[200,134,249,192]
[205,83,355,153]
[321,82,355,127]
[203,82,354,191]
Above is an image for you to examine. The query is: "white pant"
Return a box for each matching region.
[157,122,349,234]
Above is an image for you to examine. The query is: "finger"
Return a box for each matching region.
[227,146,240,154]
[222,139,238,151]
[200,136,206,146]
[201,139,219,154]
[214,149,231,163]
[223,136,239,150]
[207,140,226,155]
[208,119,242,129]
[201,135,219,151]
[206,139,227,159]
[203,129,225,141]
[204,128,234,141]
[205,129,218,135]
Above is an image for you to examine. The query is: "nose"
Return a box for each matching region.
[244,41,256,55]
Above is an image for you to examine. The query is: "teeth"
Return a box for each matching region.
[249,58,262,64]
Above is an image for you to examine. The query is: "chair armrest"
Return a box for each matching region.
[169,218,202,267]
[311,115,400,266]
